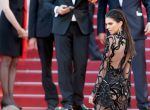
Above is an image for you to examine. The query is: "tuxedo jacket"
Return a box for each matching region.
[43,0,92,35]
[98,0,150,40]
[29,0,53,38]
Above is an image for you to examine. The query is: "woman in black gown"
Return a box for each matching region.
[89,9,136,110]
[0,0,27,109]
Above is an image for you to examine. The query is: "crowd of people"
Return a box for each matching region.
[0,0,150,110]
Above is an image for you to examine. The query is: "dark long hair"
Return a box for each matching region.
[105,9,136,61]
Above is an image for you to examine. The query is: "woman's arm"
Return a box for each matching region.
[92,36,113,95]
[0,0,27,37]
[123,57,132,79]
[89,36,113,104]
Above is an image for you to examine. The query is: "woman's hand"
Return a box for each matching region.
[89,95,94,105]
[18,28,28,38]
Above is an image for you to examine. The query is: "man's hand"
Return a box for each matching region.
[144,22,150,35]
[28,38,37,50]
[98,33,106,45]
[56,5,71,15]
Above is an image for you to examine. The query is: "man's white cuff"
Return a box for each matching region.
[54,6,59,17]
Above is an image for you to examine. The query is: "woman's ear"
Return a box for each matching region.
[119,21,123,27]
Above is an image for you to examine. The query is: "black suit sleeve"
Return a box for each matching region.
[142,0,150,22]
[43,0,56,14]
[97,0,108,35]
[28,0,38,38]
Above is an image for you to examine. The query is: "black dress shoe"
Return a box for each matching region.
[90,54,104,61]
[0,101,22,110]
[47,105,56,110]
[139,103,150,110]
[73,104,91,110]
[1,101,8,109]
[62,104,73,110]
[139,106,150,110]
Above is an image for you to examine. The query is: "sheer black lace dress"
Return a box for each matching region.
[92,33,132,110]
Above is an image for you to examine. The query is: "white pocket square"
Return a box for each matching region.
[136,11,142,16]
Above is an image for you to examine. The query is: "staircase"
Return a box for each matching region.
[0,4,150,110]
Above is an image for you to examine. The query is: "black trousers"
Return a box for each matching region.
[54,22,89,106]
[88,3,102,60]
[37,35,59,107]
[132,40,149,109]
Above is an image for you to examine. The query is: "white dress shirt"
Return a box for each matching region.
[71,0,76,21]
[54,0,76,21]
[119,0,123,7]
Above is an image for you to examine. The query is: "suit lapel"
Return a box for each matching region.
[75,0,81,6]
[117,0,122,7]
[122,0,125,7]
[63,0,73,6]
[117,0,126,7]
[122,0,126,7]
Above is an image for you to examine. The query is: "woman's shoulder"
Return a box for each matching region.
[117,32,127,39]
[106,35,114,45]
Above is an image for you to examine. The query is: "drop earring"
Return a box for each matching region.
[118,27,122,35]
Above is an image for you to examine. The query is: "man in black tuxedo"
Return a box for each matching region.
[88,3,103,61]
[28,0,58,110]
[97,0,150,110]
[43,0,92,109]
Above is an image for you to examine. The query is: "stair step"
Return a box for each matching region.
[19,108,140,110]
[0,94,144,108]
[16,60,150,71]
[1,81,146,96]
[15,72,150,83]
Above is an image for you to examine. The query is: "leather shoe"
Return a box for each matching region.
[139,103,150,110]
[62,104,73,110]
[90,54,103,61]
[73,104,91,110]
[47,105,56,110]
